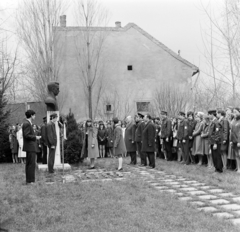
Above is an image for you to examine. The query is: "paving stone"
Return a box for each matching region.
[199,186,211,190]
[184,181,198,184]
[208,189,224,193]
[220,204,240,211]
[229,218,240,225]
[150,183,160,186]
[155,186,168,190]
[165,182,180,185]
[232,197,240,203]
[218,193,235,197]
[232,210,240,216]
[197,207,218,213]
[163,189,177,193]
[179,185,190,188]
[210,199,230,205]
[171,185,181,188]
[188,191,207,196]
[191,183,205,187]
[190,201,206,206]
[212,212,234,219]
[181,187,197,191]
[179,197,193,201]
[176,178,186,181]
[162,179,174,182]
[176,193,184,197]
[198,195,217,200]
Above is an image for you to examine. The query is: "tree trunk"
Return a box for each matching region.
[88,86,93,120]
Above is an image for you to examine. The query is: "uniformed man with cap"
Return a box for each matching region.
[160,110,173,161]
[135,113,146,165]
[46,113,58,173]
[40,116,48,164]
[208,109,223,173]
[177,111,190,164]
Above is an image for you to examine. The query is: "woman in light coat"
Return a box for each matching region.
[192,112,204,165]
[81,119,99,169]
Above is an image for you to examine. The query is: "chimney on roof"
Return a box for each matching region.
[178,50,181,56]
[115,21,121,28]
[60,15,66,27]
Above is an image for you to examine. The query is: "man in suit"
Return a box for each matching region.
[125,116,137,165]
[208,109,223,173]
[154,117,161,159]
[46,113,58,173]
[22,110,41,184]
[134,113,146,166]
[217,110,230,170]
[187,111,197,164]
[177,111,190,165]
[160,111,173,161]
[40,116,48,164]
[142,114,156,168]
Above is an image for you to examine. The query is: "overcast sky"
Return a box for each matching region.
[1,0,223,81]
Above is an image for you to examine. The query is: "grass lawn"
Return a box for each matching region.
[0,157,239,232]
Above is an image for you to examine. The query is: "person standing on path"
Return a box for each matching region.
[22,110,41,184]
[141,114,156,168]
[46,113,58,174]
[125,116,137,165]
[113,117,126,171]
[208,109,223,173]
[40,117,48,164]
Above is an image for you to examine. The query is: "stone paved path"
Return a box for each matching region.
[128,165,240,226]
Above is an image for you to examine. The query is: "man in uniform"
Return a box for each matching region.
[142,114,156,168]
[177,111,190,165]
[208,109,223,173]
[135,113,146,166]
[40,116,48,164]
[160,111,173,161]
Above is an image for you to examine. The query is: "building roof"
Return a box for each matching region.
[55,22,199,72]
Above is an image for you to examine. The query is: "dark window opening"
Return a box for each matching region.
[136,102,150,112]
[106,104,112,112]
[127,65,132,71]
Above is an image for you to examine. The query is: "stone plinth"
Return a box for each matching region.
[38,164,71,171]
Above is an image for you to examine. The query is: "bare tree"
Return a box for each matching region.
[16,0,67,102]
[74,0,109,119]
[153,83,190,117]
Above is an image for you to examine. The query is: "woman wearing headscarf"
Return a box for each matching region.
[81,119,99,169]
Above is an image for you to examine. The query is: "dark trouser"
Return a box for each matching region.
[137,142,147,165]
[211,144,223,172]
[163,139,172,161]
[147,152,155,168]
[48,148,56,173]
[129,151,137,165]
[179,140,190,164]
[26,152,36,183]
[42,144,47,164]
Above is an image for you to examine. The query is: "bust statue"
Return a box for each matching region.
[45,82,60,111]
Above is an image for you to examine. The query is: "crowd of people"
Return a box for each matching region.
[80,107,240,174]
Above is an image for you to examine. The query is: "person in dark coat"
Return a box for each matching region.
[177,111,190,165]
[217,110,230,170]
[135,113,146,165]
[187,111,197,163]
[154,117,161,159]
[125,116,137,165]
[106,122,114,158]
[208,109,223,173]
[22,110,40,184]
[160,111,173,161]
[9,126,19,163]
[141,114,156,168]
[33,124,42,164]
[40,117,48,164]
[46,113,58,173]
[97,123,107,158]
[113,117,126,171]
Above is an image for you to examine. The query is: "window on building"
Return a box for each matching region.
[127,65,132,71]
[136,102,150,112]
[106,104,112,112]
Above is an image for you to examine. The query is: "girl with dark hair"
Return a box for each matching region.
[9,125,19,163]
[97,123,107,158]
[81,119,99,169]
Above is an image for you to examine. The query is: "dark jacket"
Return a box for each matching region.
[22,119,37,152]
[113,125,126,155]
[208,118,222,145]
[161,118,172,139]
[188,120,197,138]
[135,120,144,143]
[40,122,47,146]
[106,127,114,147]
[177,119,189,140]
[219,117,230,143]
[141,121,156,152]
[97,128,107,142]
[124,121,136,152]
[231,120,240,144]
[46,121,57,148]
